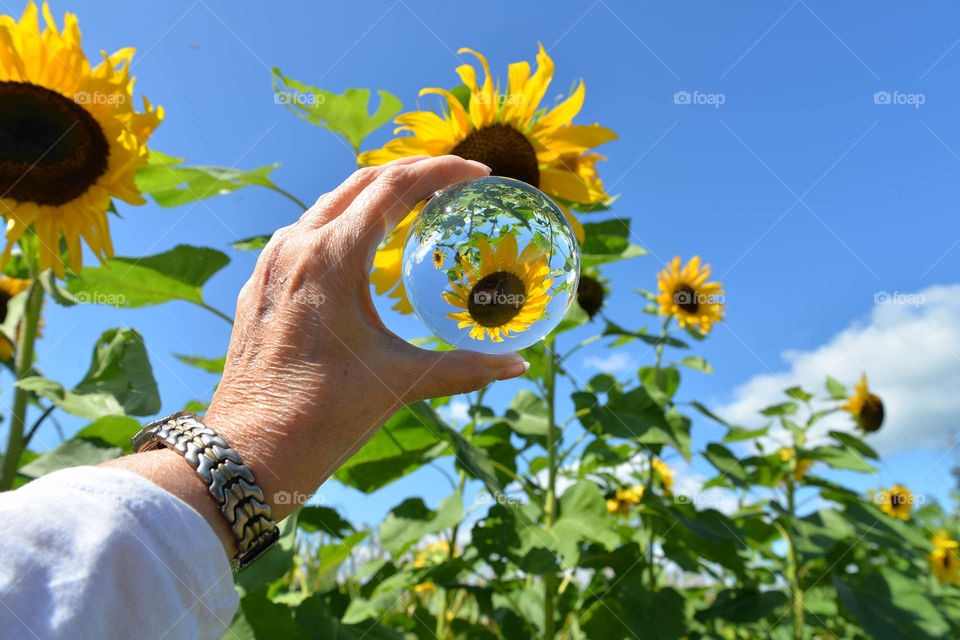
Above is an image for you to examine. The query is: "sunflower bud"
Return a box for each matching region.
[577,275,605,319]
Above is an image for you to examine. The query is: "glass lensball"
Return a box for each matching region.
[402,176,580,354]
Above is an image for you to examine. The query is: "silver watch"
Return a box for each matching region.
[131,411,279,572]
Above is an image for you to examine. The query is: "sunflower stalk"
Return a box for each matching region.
[0,278,44,491]
[785,476,805,639]
[647,316,671,589]
[543,340,559,640]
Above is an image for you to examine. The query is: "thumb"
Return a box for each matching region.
[394,343,530,402]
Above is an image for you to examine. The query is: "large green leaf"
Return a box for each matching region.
[703,443,749,488]
[379,494,463,555]
[17,328,159,420]
[174,353,226,375]
[551,481,619,566]
[580,219,646,267]
[273,68,402,152]
[66,245,229,309]
[835,570,950,639]
[504,390,550,437]
[136,150,292,208]
[806,445,877,473]
[694,588,787,624]
[621,587,688,640]
[18,438,123,480]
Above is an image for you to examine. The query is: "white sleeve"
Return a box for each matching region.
[0,465,239,640]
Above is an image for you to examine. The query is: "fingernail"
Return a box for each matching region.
[466,159,492,173]
[497,360,530,380]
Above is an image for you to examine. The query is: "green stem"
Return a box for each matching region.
[785,480,804,640]
[0,278,44,491]
[199,302,234,325]
[653,315,671,387]
[544,341,559,640]
[272,186,310,211]
[646,316,670,590]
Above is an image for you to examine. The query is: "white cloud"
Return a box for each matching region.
[583,351,634,374]
[437,399,470,425]
[717,284,960,456]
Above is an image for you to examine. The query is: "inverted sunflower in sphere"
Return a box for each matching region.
[657,256,725,335]
[360,44,616,314]
[0,2,162,278]
[442,234,551,342]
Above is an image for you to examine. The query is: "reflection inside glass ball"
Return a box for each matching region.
[402,176,580,354]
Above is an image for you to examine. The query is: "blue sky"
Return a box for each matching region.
[15,0,960,527]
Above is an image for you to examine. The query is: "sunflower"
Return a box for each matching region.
[778,447,812,483]
[651,457,675,497]
[432,249,444,269]
[0,274,30,360]
[606,485,644,516]
[412,540,457,595]
[0,2,162,278]
[360,45,616,314]
[656,256,725,334]
[877,484,912,520]
[928,531,960,586]
[842,374,884,433]
[576,273,605,320]
[442,233,552,342]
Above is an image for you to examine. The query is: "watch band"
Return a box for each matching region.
[131,411,279,572]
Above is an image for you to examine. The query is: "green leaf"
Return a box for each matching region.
[603,319,689,349]
[703,443,749,488]
[379,494,463,555]
[174,353,226,374]
[760,402,798,416]
[66,245,229,308]
[298,506,354,537]
[806,445,877,473]
[829,430,879,460]
[17,328,159,420]
[674,356,713,374]
[580,219,646,267]
[18,438,123,479]
[237,511,300,595]
[826,375,848,400]
[505,390,550,437]
[835,570,950,640]
[73,415,142,454]
[551,481,618,566]
[695,588,787,624]
[784,386,812,402]
[639,366,680,398]
[621,587,688,640]
[229,587,308,640]
[273,68,402,152]
[136,150,290,208]
[232,235,272,251]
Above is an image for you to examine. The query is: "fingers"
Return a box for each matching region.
[388,342,529,402]
[334,155,491,255]
[298,155,430,228]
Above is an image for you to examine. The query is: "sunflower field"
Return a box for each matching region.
[2,3,959,639]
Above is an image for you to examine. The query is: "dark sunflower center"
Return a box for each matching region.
[891,492,907,508]
[577,275,605,319]
[0,288,11,324]
[451,123,539,187]
[675,285,699,314]
[859,395,884,433]
[0,81,110,206]
[468,270,527,328]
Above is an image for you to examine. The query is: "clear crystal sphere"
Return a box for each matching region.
[402,176,581,354]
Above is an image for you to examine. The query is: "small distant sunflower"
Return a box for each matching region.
[651,458,675,497]
[412,540,457,595]
[360,45,616,314]
[656,256,724,334]
[0,2,163,278]
[877,484,912,520]
[928,531,960,586]
[443,234,551,342]
[842,374,884,433]
[0,275,30,360]
[606,485,644,516]
[432,249,444,270]
[576,274,605,320]
[778,447,812,483]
